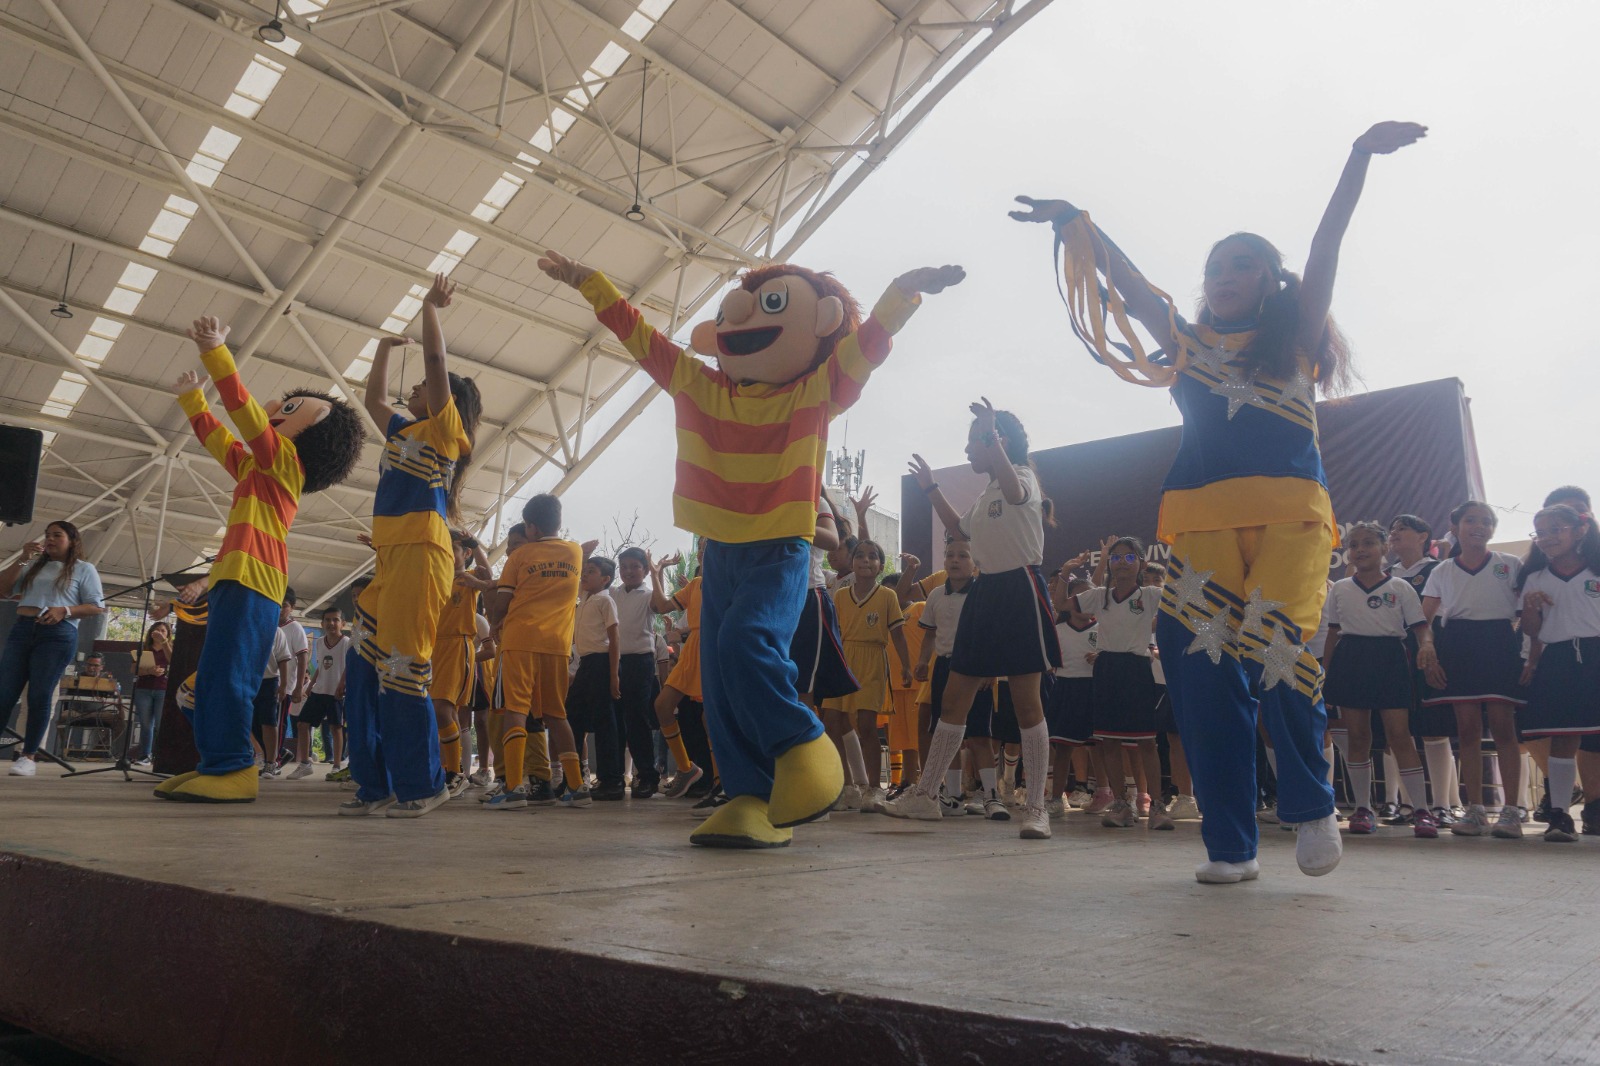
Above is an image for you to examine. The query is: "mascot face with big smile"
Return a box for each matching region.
[688,265,857,386]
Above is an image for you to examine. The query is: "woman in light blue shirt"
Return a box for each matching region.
[1,521,106,775]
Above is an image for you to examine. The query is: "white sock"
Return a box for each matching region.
[1328,727,1350,763]
[944,768,962,799]
[1347,759,1374,810]
[1399,766,1429,813]
[1002,751,1019,787]
[1549,757,1577,815]
[1383,750,1402,805]
[979,766,997,795]
[1424,738,1457,809]
[920,721,966,798]
[842,731,870,788]
[1021,722,1049,810]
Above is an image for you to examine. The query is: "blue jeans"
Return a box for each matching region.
[130,687,164,760]
[699,538,823,800]
[0,616,79,755]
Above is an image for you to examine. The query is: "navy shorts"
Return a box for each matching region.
[251,676,281,731]
[298,691,343,728]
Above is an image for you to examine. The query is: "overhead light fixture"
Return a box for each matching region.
[625,60,649,224]
[257,5,287,44]
[51,244,75,320]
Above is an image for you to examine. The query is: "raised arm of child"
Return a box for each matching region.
[419,272,456,417]
[908,454,966,537]
[364,336,413,429]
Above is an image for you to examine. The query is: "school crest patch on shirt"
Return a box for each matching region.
[1586,579,1600,598]
[987,499,1003,519]
[1493,563,1511,579]
[866,612,880,627]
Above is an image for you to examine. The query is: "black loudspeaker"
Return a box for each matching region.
[0,425,43,526]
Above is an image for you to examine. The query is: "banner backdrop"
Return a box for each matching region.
[900,378,1485,576]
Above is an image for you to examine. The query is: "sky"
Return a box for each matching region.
[548,1,1600,560]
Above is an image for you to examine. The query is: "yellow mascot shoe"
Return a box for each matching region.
[766,734,844,828]
[167,765,259,804]
[153,771,201,798]
[690,795,792,849]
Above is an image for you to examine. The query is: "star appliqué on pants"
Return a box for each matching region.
[1186,607,1238,665]
[1167,558,1214,611]
[1259,626,1303,691]
[1240,587,1287,637]
[377,648,415,678]
[380,437,430,473]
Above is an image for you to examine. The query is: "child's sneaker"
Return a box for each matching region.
[388,788,450,818]
[982,792,1011,821]
[485,786,528,811]
[662,763,703,799]
[1147,800,1176,831]
[883,788,943,821]
[1019,805,1051,839]
[1100,800,1136,828]
[468,770,490,788]
[1168,794,1201,820]
[1544,810,1579,842]
[325,764,351,782]
[1085,786,1115,814]
[558,786,594,809]
[446,773,470,799]
[1411,806,1440,839]
[1582,799,1600,836]
[338,794,395,816]
[478,779,507,803]
[286,761,314,780]
[527,778,557,806]
[1347,807,1377,834]
[1066,788,1093,810]
[1046,797,1066,820]
[859,786,888,814]
[833,784,864,811]
[1491,805,1525,839]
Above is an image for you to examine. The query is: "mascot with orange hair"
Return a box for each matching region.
[539,250,963,847]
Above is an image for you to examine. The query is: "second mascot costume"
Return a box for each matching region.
[539,251,964,847]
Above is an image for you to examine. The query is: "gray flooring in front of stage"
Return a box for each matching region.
[2,765,1596,1066]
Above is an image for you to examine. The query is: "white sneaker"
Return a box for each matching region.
[8,757,37,777]
[478,780,508,803]
[131,758,154,771]
[468,770,490,788]
[1168,794,1201,820]
[859,786,888,814]
[883,788,943,821]
[833,784,864,811]
[938,793,966,817]
[1491,805,1525,839]
[259,763,281,779]
[1019,805,1051,839]
[983,793,1011,821]
[287,761,315,780]
[338,794,396,816]
[1046,797,1066,820]
[1195,858,1260,885]
[446,773,471,799]
[1255,806,1279,824]
[1100,800,1136,828]
[1295,813,1343,876]
[1066,788,1093,810]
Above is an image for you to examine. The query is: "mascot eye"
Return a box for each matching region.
[760,289,788,314]
[715,308,725,326]
[281,398,301,414]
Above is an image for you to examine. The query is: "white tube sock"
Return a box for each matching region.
[1424,738,1457,809]
[1399,766,1429,813]
[1383,750,1402,805]
[1021,722,1049,810]
[944,769,962,799]
[842,730,870,788]
[920,721,965,798]
[979,766,997,795]
[1347,759,1374,811]
[1549,757,1577,816]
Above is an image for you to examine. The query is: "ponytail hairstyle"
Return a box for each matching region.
[990,409,1031,466]
[1040,495,1058,529]
[1197,232,1354,396]
[1445,500,1497,558]
[1519,504,1600,590]
[1526,486,1592,574]
[444,372,483,526]
[17,521,84,595]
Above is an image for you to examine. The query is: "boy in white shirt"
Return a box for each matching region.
[569,556,624,801]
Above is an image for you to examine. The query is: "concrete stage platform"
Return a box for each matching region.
[2,767,1596,1066]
